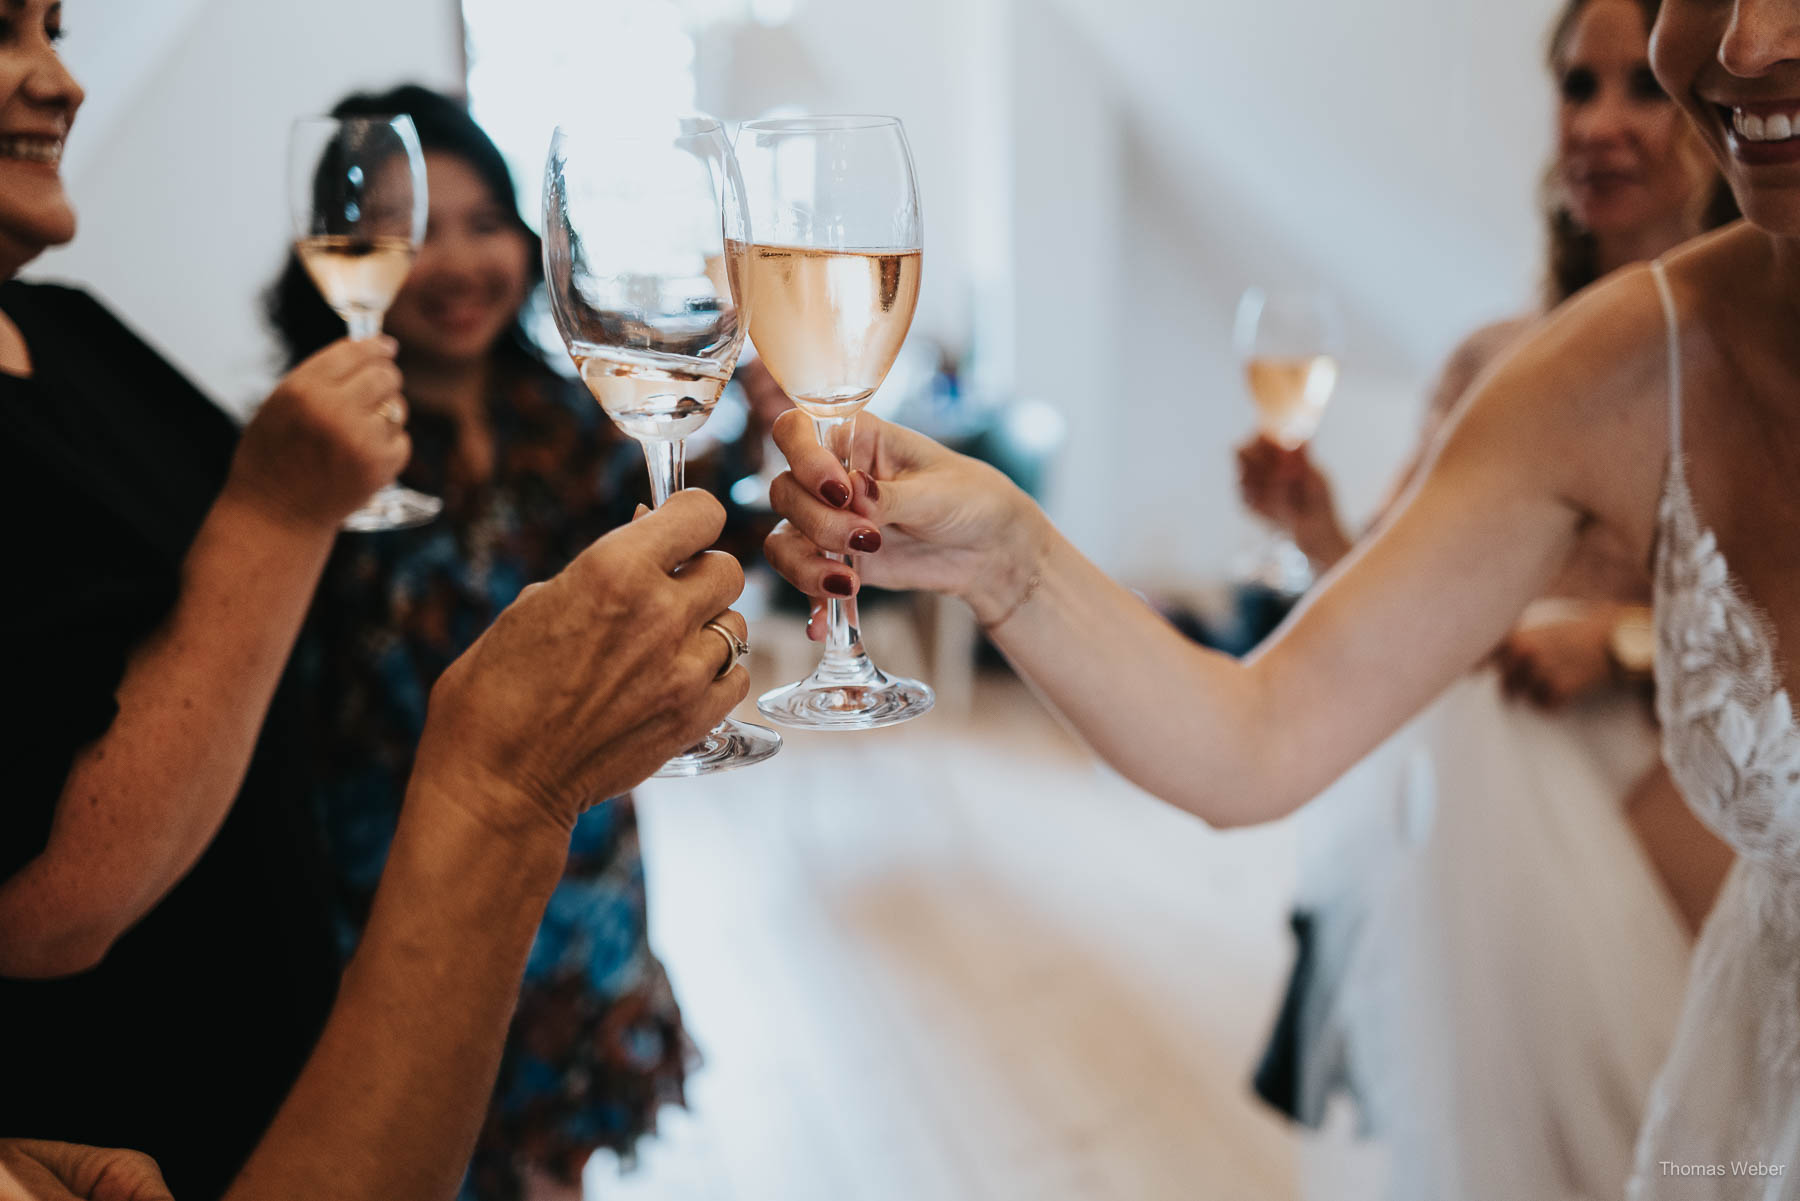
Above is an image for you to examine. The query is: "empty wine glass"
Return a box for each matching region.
[1235,285,1343,595]
[288,114,443,532]
[737,115,934,732]
[543,118,781,777]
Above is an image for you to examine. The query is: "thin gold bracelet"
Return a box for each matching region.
[983,570,1042,632]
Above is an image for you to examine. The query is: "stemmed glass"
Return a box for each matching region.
[1234,286,1343,595]
[288,115,443,532]
[736,115,934,732]
[543,118,782,777]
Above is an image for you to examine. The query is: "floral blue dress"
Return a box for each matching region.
[298,361,692,1200]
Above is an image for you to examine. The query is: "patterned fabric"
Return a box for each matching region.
[300,361,693,1200]
[1630,262,1800,1198]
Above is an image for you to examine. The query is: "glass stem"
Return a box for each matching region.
[641,437,685,510]
[345,311,383,341]
[813,413,866,667]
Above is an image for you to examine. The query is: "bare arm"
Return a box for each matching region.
[0,495,749,1201]
[766,278,1665,826]
[0,341,408,978]
[223,493,746,1201]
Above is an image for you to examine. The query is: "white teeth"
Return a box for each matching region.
[0,137,61,164]
[1733,107,1800,143]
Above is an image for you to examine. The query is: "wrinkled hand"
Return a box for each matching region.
[224,338,410,530]
[1235,434,1343,551]
[762,409,1039,627]
[1494,609,1617,709]
[0,1140,172,1201]
[415,490,749,833]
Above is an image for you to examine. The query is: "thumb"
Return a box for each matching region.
[849,469,940,532]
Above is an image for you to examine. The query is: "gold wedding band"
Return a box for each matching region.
[379,399,406,426]
[704,619,751,680]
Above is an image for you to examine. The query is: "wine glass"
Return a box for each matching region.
[542,118,781,778]
[1234,286,1344,595]
[288,114,443,532]
[736,115,933,732]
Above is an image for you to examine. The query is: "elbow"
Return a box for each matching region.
[0,907,127,980]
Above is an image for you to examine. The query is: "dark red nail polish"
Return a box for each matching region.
[821,480,851,509]
[855,470,880,502]
[823,573,855,596]
[849,528,882,554]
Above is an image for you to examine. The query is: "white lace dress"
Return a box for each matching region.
[1629,262,1800,1197]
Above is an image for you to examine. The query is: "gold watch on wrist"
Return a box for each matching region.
[1607,606,1657,680]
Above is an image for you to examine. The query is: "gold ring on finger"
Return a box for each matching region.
[703,619,751,680]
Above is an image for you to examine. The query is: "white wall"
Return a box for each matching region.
[28,0,464,411]
[693,0,1567,580]
[36,0,1569,582]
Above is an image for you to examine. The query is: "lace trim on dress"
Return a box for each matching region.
[1649,259,1800,1089]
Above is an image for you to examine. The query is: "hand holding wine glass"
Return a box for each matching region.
[737,115,936,730]
[1234,286,1344,592]
[226,337,411,532]
[542,117,780,777]
[763,408,1041,628]
[288,114,442,532]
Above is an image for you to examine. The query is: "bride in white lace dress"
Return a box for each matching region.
[759,0,1800,1191]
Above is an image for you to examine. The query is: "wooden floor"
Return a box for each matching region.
[589,613,1309,1201]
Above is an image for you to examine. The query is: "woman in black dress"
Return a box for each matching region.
[0,1,415,1194]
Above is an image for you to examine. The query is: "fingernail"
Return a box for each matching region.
[849,528,882,554]
[854,470,880,502]
[823,573,855,597]
[821,480,851,509]
[633,504,649,521]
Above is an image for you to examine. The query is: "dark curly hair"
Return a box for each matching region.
[265,84,546,371]
[1542,0,1738,306]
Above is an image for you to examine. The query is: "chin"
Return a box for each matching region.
[1733,191,1800,240]
[1569,201,1652,240]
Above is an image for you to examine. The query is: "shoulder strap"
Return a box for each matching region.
[1649,259,1684,461]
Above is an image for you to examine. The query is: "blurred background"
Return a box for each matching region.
[34,2,1569,1196]
[36,0,1564,584]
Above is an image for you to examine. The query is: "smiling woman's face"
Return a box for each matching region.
[0,0,80,268]
[380,152,533,366]
[1652,0,1800,235]
[1555,0,1716,237]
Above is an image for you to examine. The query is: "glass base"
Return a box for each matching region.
[343,484,444,533]
[652,717,783,778]
[758,657,934,731]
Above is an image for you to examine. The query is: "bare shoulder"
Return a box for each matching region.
[1423,313,1539,425]
[1451,313,1539,378]
[1445,258,1692,555]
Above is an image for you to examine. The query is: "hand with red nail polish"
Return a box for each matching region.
[761,408,1045,626]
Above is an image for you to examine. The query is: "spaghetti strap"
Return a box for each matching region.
[1649,259,1684,463]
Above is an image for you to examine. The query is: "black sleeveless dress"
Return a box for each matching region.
[0,281,339,1200]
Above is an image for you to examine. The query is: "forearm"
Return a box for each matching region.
[227,776,566,1201]
[0,491,336,976]
[979,515,1282,827]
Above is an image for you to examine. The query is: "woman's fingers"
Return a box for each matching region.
[674,550,748,629]
[769,473,883,557]
[677,608,751,685]
[613,489,728,573]
[771,409,854,510]
[765,522,860,599]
